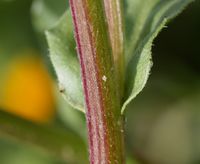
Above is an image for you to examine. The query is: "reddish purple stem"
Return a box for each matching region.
[69,0,125,163]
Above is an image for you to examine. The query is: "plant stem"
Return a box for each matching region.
[103,0,125,101]
[69,0,125,163]
[0,110,87,163]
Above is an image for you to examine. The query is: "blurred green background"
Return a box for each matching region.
[0,0,200,164]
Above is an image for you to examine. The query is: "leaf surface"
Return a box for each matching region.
[122,0,194,113]
[46,11,84,112]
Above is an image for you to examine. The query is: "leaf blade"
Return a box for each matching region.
[122,0,194,113]
[46,11,84,112]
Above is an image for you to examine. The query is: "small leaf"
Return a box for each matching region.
[46,11,84,112]
[122,0,194,113]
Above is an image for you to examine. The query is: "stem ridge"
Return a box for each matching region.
[69,0,125,163]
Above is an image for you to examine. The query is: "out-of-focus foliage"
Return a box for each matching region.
[31,0,67,34]
[126,1,200,163]
[0,0,87,163]
[0,139,61,164]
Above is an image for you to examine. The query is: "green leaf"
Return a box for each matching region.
[121,0,194,113]
[46,11,84,112]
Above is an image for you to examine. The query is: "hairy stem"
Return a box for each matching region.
[103,0,125,101]
[69,0,125,163]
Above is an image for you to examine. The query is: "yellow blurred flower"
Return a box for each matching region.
[0,50,55,123]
